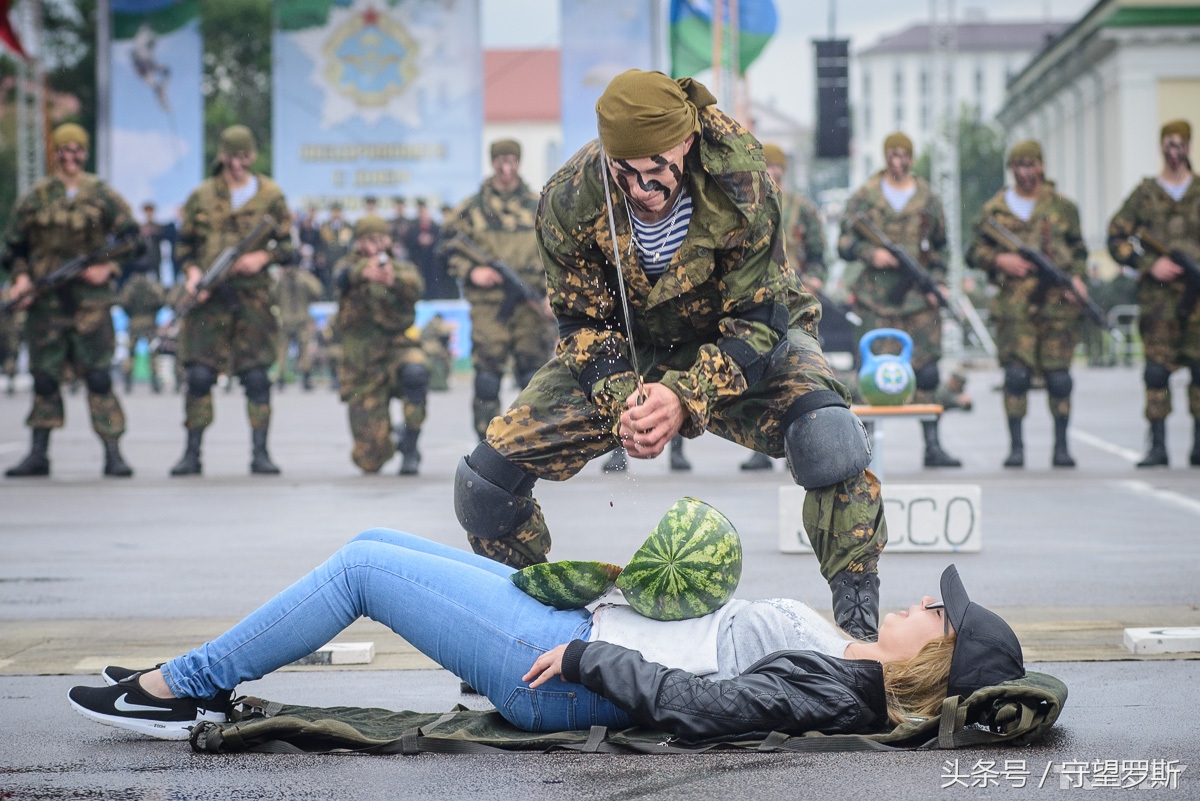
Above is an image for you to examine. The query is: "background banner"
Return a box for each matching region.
[109,0,203,216]
[272,0,483,213]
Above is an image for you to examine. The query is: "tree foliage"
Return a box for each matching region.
[200,0,272,175]
[914,108,1007,244]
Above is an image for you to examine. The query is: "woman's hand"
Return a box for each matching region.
[523,643,569,688]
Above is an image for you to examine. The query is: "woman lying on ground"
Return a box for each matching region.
[69,527,1025,742]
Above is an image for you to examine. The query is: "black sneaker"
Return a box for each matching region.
[102,664,161,686]
[68,681,230,740]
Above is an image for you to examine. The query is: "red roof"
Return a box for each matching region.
[484,49,560,123]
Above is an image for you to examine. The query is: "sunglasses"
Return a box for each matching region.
[924,600,950,636]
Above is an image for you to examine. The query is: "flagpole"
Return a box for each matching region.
[710,0,724,101]
[96,0,110,180]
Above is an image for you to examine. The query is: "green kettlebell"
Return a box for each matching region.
[858,328,916,406]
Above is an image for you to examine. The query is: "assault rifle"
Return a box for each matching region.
[851,213,966,327]
[1127,229,1200,318]
[1,232,137,317]
[444,233,552,322]
[170,215,277,322]
[984,216,1110,329]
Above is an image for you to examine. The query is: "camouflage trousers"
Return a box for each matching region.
[470,300,557,438]
[854,306,942,404]
[178,286,278,375]
[120,316,159,377]
[340,345,429,473]
[474,329,888,576]
[1,309,22,376]
[183,394,271,433]
[995,308,1081,419]
[277,319,315,376]
[1139,283,1200,421]
[24,300,125,440]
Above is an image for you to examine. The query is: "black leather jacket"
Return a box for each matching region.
[561,640,889,742]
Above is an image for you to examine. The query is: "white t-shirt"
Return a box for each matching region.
[230,176,260,211]
[881,181,917,213]
[1157,176,1192,203]
[1004,188,1037,222]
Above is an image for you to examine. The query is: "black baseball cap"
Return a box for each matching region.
[941,565,1025,698]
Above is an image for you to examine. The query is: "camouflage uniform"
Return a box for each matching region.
[781,191,827,286]
[464,109,887,622]
[0,294,21,393]
[1,172,139,474]
[274,264,324,387]
[967,184,1085,411]
[335,253,428,473]
[118,271,166,391]
[1108,172,1200,465]
[839,172,960,466]
[443,177,557,438]
[420,312,455,391]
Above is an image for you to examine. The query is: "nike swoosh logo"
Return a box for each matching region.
[114,693,170,713]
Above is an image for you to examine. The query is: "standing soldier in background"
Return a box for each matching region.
[2,123,138,477]
[443,139,556,440]
[0,282,20,395]
[967,140,1088,468]
[1108,119,1200,467]
[274,255,324,391]
[335,215,429,475]
[118,260,166,393]
[420,312,455,391]
[839,131,961,468]
[317,202,353,293]
[169,125,293,477]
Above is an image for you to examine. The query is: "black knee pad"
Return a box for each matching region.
[914,362,940,392]
[1044,370,1073,399]
[398,362,430,404]
[514,367,539,390]
[1004,365,1031,396]
[84,369,113,395]
[474,371,502,403]
[782,390,872,489]
[241,367,272,404]
[32,373,60,397]
[1144,362,1171,391]
[453,442,537,539]
[1190,364,1200,387]
[185,365,218,398]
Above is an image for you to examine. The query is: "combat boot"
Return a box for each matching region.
[1190,420,1200,467]
[5,428,51,477]
[922,419,962,467]
[250,430,281,475]
[602,447,628,473]
[397,427,421,476]
[102,439,134,477]
[169,429,204,476]
[124,370,134,394]
[1051,416,1075,468]
[302,372,313,392]
[1136,420,1169,468]
[829,570,880,642]
[150,370,162,394]
[669,435,691,472]
[1003,417,1024,468]
[740,452,773,471]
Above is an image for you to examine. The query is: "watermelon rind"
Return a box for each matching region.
[510,560,623,609]
[616,497,742,621]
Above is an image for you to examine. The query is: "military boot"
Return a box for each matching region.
[1003,417,1025,468]
[740,451,773,471]
[169,429,204,476]
[397,427,421,476]
[250,430,281,475]
[149,369,162,394]
[602,447,628,473]
[1190,419,1200,467]
[1136,420,1169,468]
[302,372,313,392]
[5,429,51,477]
[102,439,134,477]
[922,419,962,467]
[1052,416,1075,468]
[829,570,880,642]
[124,370,134,394]
[669,435,691,472]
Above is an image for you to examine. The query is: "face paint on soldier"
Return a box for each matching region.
[1010,158,1044,198]
[220,150,256,189]
[55,143,87,181]
[492,154,521,193]
[606,134,694,223]
[1161,134,1190,173]
[884,147,913,184]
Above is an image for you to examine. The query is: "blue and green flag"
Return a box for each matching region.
[670,0,777,79]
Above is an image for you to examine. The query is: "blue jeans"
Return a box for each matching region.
[162,529,633,732]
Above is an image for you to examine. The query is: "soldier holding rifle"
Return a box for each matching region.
[838,131,961,468]
[966,140,1090,468]
[1108,120,1200,468]
[2,123,139,478]
[168,125,293,477]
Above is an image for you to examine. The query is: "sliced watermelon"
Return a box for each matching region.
[510,560,623,610]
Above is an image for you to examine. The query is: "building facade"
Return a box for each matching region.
[480,48,562,196]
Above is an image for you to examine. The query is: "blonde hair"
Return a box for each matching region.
[881,634,956,726]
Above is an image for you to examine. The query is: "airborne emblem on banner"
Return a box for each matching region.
[323,7,418,108]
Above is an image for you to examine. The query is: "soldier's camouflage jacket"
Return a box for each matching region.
[1107,173,1200,304]
[966,181,1087,321]
[781,191,827,284]
[443,177,544,303]
[119,273,166,323]
[275,267,325,328]
[838,173,948,316]
[335,253,424,373]
[1,173,139,312]
[176,174,293,292]
[536,106,817,431]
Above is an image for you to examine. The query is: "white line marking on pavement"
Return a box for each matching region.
[1069,428,1141,463]
[1118,480,1200,517]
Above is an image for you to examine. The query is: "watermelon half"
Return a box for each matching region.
[615,497,742,621]
[510,560,623,610]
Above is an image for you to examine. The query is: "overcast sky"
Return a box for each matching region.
[482,0,1098,126]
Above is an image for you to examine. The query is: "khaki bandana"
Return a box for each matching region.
[1162,119,1191,142]
[1007,140,1043,164]
[220,124,257,154]
[596,70,716,160]
[52,123,89,150]
[354,215,389,238]
[883,131,913,156]
[762,144,787,168]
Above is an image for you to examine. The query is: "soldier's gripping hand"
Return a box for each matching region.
[7,274,34,310]
[80,261,116,286]
[185,265,210,304]
[233,250,271,275]
[870,248,899,269]
[995,252,1034,278]
[620,383,685,460]
[469,265,503,288]
[1149,255,1185,283]
[362,253,395,287]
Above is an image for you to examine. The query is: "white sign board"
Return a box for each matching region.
[779,484,983,554]
[1124,627,1200,655]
